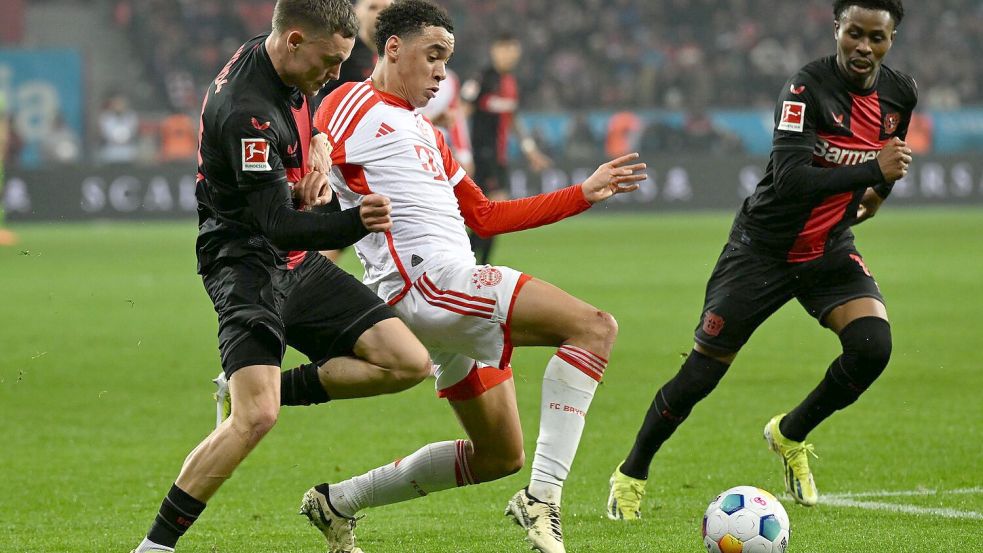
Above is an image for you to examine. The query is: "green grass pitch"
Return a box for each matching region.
[2,208,981,552]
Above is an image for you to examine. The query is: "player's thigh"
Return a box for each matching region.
[352,317,430,370]
[228,364,281,418]
[201,257,286,377]
[693,243,797,354]
[508,277,609,348]
[449,376,523,462]
[797,245,887,332]
[282,254,399,363]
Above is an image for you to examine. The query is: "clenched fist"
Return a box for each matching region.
[876,137,912,183]
[359,194,392,232]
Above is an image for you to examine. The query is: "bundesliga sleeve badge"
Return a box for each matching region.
[777,101,806,133]
[242,138,272,171]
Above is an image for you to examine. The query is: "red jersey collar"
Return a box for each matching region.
[367,79,415,110]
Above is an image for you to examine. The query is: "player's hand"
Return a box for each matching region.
[581,153,648,204]
[526,148,553,172]
[876,137,912,183]
[855,187,884,225]
[291,170,333,210]
[359,193,392,232]
[308,133,334,174]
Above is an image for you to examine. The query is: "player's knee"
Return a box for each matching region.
[839,316,892,389]
[233,404,279,444]
[575,309,619,354]
[471,444,524,481]
[391,346,433,390]
[489,450,525,479]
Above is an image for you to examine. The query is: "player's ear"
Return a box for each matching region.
[286,29,305,53]
[385,35,400,61]
[833,19,840,40]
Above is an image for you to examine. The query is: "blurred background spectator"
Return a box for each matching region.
[0,0,981,167]
[97,93,139,164]
[109,0,982,113]
[40,113,82,164]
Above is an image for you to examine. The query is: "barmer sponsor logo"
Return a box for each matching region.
[813,139,878,166]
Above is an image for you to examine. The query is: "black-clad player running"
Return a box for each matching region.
[607,0,916,519]
[131,2,431,552]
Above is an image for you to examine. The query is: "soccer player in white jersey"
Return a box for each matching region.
[287,1,646,552]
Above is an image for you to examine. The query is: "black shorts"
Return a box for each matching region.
[694,240,884,352]
[202,252,396,376]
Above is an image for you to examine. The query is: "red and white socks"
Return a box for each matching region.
[528,345,606,505]
[328,439,474,517]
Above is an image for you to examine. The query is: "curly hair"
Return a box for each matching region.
[374,0,454,56]
[272,0,358,38]
[833,0,905,27]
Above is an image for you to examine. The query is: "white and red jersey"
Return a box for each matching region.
[314,80,591,304]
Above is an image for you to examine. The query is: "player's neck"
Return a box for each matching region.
[264,34,294,89]
[370,65,409,104]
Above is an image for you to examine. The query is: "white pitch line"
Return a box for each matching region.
[823,486,983,499]
[820,497,983,520]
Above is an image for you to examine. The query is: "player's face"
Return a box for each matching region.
[356,0,392,45]
[289,31,356,96]
[834,6,896,88]
[394,26,454,108]
[490,40,521,73]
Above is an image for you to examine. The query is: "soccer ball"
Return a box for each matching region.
[702,486,790,553]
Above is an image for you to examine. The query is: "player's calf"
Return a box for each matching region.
[780,316,891,442]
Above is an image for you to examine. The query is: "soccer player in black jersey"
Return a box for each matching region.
[131,2,432,552]
[607,0,916,520]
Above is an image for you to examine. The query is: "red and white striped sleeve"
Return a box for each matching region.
[313,81,379,166]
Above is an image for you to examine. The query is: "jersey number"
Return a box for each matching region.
[414,145,446,182]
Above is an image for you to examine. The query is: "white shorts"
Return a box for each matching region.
[392,262,531,399]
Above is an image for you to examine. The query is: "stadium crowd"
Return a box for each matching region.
[113,0,982,113]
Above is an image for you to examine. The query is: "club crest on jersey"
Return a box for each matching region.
[778,101,806,133]
[242,138,271,171]
[472,267,503,288]
[702,311,725,337]
[883,112,900,134]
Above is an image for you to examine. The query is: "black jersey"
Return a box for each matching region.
[195,35,366,273]
[733,55,917,263]
[463,67,518,165]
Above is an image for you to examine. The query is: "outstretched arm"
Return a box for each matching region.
[457,153,646,238]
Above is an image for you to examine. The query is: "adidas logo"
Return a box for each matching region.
[375,122,395,138]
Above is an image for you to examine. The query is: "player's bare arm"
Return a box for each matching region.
[581,153,648,204]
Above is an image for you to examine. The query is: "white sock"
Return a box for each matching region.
[329,439,474,517]
[529,345,606,505]
[136,537,174,552]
